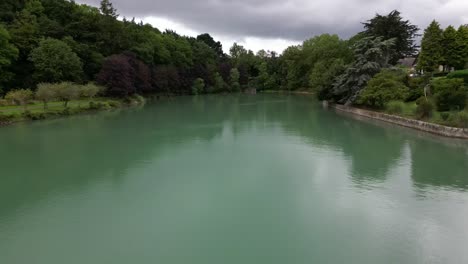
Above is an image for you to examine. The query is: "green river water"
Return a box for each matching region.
[1,94,468,264]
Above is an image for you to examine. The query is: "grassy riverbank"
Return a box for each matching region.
[376,101,468,128]
[0,96,144,125]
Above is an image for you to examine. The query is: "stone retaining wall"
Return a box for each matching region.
[332,104,468,139]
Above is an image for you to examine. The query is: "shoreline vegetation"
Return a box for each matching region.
[1,1,467,136]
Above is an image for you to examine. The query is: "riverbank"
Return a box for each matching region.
[0,96,145,127]
[332,104,468,139]
[260,90,315,95]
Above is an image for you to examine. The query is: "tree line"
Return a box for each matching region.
[0,0,467,119]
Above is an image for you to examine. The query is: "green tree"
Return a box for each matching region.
[196,33,224,58]
[362,10,419,64]
[309,59,346,100]
[8,0,42,57]
[52,82,80,107]
[418,20,444,72]
[333,37,396,104]
[229,68,241,92]
[191,78,205,95]
[255,62,270,91]
[0,24,19,92]
[302,34,352,69]
[100,0,118,18]
[213,72,225,92]
[229,42,247,66]
[30,38,83,83]
[5,89,33,110]
[35,83,56,109]
[357,68,409,108]
[441,26,459,71]
[79,83,104,99]
[455,25,468,70]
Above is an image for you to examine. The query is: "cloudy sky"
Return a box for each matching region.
[77,0,468,53]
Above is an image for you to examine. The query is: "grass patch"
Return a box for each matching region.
[0,98,124,124]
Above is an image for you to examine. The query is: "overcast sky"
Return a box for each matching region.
[77,0,468,53]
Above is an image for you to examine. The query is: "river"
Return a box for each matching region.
[1,94,467,263]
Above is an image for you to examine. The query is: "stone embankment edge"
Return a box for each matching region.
[331,103,468,139]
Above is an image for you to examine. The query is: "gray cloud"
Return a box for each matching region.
[77,0,468,41]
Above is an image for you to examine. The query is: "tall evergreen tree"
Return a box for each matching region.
[418,20,444,72]
[441,25,458,71]
[362,10,420,64]
[456,25,468,69]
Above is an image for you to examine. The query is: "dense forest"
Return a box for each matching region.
[0,0,468,126]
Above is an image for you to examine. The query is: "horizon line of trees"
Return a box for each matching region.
[0,0,467,110]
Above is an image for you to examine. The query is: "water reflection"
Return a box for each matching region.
[0,94,468,219]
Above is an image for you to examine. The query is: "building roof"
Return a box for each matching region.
[398,57,417,67]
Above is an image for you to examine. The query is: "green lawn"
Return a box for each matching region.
[383,101,468,128]
[0,98,122,122]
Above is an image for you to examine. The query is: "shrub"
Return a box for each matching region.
[0,99,10,106]
[415,97,434,119]
[440,112,450,121]
[431,78,465,94]
[406,76,427,101]
[79,83,105,99]
[357,68,409,108]
[108,101,121,108]
[50,82,80,107]
[192,78,205,95]
[454,112,468,128]
[434,89,467,111]
[430,78,467,111]
[89,101,106,110]
[385,101,404,114]
[447,69,468,85]
[23,111,46,120]
[447,111,468,128]
[36,83,57,110]
[0,112,14,121]
[4,89,34,110]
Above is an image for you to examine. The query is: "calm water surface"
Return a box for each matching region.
[1,94,468,264]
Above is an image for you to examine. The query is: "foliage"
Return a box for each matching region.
[310,59,346,100]
[415,97,434,119]
[79,83,105,99]
[36,83,56,109]
[0,24,19,90]
[100,0,118,18]
[447,70,468,85]
[362,10,420,64]
[418,20,443,72]
[30,38,83,83]
[196,33,224,58]
[332,37,396,104]
[50,82,80,107]
[385,101,405,114]
[431,77,465,94]
[213,72,226,92]
[97,53,137,97]
[229,68,241,92]
[441,26,459,71]
[357,68,409,108]
[407,76,429,101]
[452,111,468,128]
[434,89,467,111]
[430,78,466,111]
[192,78,205,95]
[4,89,33,110]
